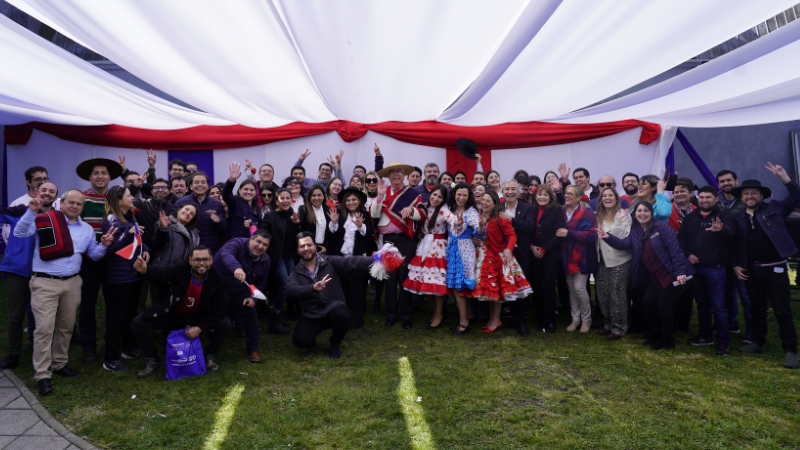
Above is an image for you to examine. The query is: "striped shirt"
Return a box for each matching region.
[82,189,108,241]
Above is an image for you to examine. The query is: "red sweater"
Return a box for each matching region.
[482,216,516,253]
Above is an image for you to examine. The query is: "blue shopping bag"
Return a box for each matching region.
[165,330,207,380]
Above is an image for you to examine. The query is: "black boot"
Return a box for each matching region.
[0,354,20,369]
[268,310,290,335]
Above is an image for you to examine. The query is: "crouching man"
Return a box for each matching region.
[131,245,231,377]
[287,231,374,358]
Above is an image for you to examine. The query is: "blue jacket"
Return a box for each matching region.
[222,179,261,242]
[0,205,35,277]
[103,211,149,285]
[172,193,228,254]
[212,237,270,303]
[604,220,694,289]
[733,181,800,268]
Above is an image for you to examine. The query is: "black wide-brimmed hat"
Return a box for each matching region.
[76,158,123,181]
[338,186,367,205]
[731,179,772,198]
[456,137,478,160]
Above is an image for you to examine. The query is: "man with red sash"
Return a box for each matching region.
[370,162,425,329]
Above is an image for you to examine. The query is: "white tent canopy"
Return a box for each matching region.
[1,0,799,129]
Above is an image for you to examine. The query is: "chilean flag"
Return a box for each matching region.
[116,224,142,260]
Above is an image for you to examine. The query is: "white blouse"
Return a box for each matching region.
[328,215,367,255]
[312,205,326,244]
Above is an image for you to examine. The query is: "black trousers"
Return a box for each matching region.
[104,281,143,362]
[532,258,560,329]
[383,235,416,321]
[511,260,532,325]
[131,311,231,361]
[292,305,351,348]
[5,273,34,356]
[745,263,798,353]
[643,280,686,342]
[673,284,694,332]
[78,258,110,351]
[629,285,649,334]
[342,272,368,329]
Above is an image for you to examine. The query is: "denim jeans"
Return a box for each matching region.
[270,255,296,314]
[694,265,729,344]
[725,265,752,333]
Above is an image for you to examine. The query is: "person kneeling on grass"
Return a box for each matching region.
[130,245,231,378]
[287,231,375,359]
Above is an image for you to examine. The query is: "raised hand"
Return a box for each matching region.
[478,215,487,228]
[133,256,147,274]
[327,155,337,168]
[28,189,43,212]
[291,212,300,224]
[208,210,221,223]
[234,268,246,282]
[328,209,340,224]
[335,149,344,165]
[245,158,252,172]
[299,149,311,161]
[133,172,146,188]
[229,162,242,181]
[101,227,117,246]
[118,155,126,171]
[455,213,464,227]
[766,161,791,183]
[146,149,156,168]
[373,143,381,156]
[377,179,387,198]
[476,152,481,162]
[656,179,667,194]
[313,274,332,291]
[158,211,170,228]
[616,208,630,219]
[558,163,570,181]
[353,212,364,228]
[596,227,609,239]
[705,217,723,232]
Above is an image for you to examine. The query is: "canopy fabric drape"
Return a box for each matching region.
[4,119,660,151]
[551,17,800,128]
[0,13,231,128]
[4,0,798,128]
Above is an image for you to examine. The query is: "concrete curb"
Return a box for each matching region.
[2,369,98,450]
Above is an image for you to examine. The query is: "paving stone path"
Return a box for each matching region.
[0,369,96,450]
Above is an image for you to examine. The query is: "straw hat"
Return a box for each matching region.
[377,161,414,178]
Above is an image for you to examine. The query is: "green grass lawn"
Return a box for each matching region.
[1,278,800,449]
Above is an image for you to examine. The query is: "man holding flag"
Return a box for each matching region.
[14,189,115,395]
[212,230,271,363]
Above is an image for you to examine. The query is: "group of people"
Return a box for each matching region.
[1,141,798,397]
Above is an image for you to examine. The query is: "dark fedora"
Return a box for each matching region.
[674,176,699,192]
[456,137,478,160]
[731,179,772,199]
[76,158,123,181]
[338,186,367,205]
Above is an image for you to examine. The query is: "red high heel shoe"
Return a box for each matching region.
[483,321,502,333]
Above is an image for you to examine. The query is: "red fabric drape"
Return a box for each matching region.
[4,119,660,150]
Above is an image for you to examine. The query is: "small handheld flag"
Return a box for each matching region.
[242,281,267,300]
[115,224,142,260]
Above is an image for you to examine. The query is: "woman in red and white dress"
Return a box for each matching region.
[469,190,533,333]
[403,185,457,329]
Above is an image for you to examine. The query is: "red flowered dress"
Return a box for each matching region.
[466,215,532,302]
[403,205,457,296]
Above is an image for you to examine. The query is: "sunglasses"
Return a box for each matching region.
[365,178,379,184]
[288,181,301,186]
[261,193,273,198]
[598,183,614,188]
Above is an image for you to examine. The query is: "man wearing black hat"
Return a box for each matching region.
[75,158,124,363]
[732,162,800,369]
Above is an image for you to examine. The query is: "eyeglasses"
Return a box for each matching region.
[261,193,273,198]
[564,192,577,196]
[623,180,638,184]
[31,177,50,183]
[191,257,211,263]
[152,186,169,191]
[365,178,378,184]
[598,183,614,188]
